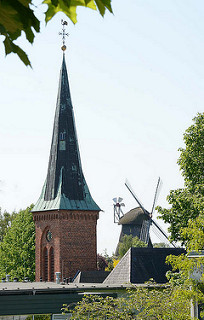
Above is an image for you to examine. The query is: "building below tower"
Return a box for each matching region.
[33,210,98,281]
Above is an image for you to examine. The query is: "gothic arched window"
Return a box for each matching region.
[43,247,48,281]
[50,247,54,282]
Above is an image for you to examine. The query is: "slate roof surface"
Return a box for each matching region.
[73,271,110,283]
[104,247,186,284]
[33,54,100,212]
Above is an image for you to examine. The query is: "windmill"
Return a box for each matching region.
[124,178,176,247]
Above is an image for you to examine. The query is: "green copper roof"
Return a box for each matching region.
[32,54,100,212]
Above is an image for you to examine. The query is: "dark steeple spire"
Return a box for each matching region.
[45,54,84,201]
[33,53,100,212]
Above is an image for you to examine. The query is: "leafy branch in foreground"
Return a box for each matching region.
[0,0,113,66]
[157,112,204,243]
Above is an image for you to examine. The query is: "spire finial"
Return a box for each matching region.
[59,20,69,51]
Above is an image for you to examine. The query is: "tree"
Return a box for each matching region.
[63,294,134,319]
[0,0,113,67]
[118,235,147,259]
[178,113,204,189]
[97,253,108,271]
[97,250,119,271]
[157,112,204,243]
[165,212,204,318]
[0,208,17,242]
[0,205,35,281]
[62,282,194,319]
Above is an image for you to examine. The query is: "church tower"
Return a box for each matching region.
[32,22,100,282]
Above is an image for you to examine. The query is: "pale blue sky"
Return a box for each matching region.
[0,0,203,254]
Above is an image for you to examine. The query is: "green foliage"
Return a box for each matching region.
[118,235,147,259]
[181,214,204,252]
[96,250,120,271]
[127,283,193,320]
[0,0,113,66]
[157,112,204,243]
[153,242,170,248]
[97,253,108,270]
[178,113,204,189]
[63,294,134,319]
[0,0,40,66]
[62,282,193,319]
[132,235,148,248]
[101,249,115,271]
[0,205,35,281]
[166,212,204,275]
[164,213,204,315]
[118,235,133,258]
[0,208,17,242]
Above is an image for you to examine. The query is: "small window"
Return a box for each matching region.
[60,131,66,140]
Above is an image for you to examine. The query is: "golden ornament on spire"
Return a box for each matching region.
[59,20,69,51]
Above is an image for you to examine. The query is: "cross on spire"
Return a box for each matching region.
[59,19,69,51]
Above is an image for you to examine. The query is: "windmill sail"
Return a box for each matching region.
[151,177,162,216]
[125,180,149,216]
[125,178,175,247]
[140,220,151,243]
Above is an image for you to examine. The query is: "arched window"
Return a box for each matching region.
[60,131,66,140]
[43,247,48,281]
[50,247,54,282]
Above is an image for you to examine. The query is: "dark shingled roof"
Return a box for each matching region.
[73,271,110,283]
[104,247,186,284]
[33,54,100,212]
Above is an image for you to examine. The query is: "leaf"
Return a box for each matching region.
[1,0,112,66]
[44,0,74,23]
[15,0,31,8]
[3,36,31,67]
[0,23,6,34]
[51,0,59,6]
[94,0,112,16]
[24,26,35,43]
[0,0,40,45]
[9,29,21,41]
[44,0,98,24]
[0,2,24,34]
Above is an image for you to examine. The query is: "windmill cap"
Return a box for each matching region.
[118,207,150,225]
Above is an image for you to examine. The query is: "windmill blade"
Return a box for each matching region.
[151,177,162,216]
[151,219,176,248]
[112,197,118,204]
[118,197,123,203]
[125,179,150,217]
[113,197,123,204]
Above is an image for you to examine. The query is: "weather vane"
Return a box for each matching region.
[59,20,69,51]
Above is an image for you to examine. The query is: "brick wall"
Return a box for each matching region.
[33,210,99,282]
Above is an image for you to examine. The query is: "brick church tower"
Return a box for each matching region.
[32,35,100,282]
